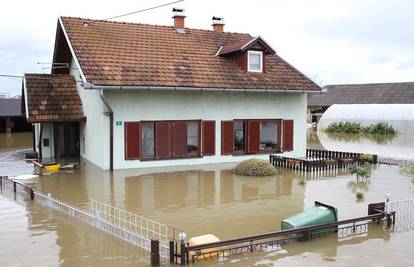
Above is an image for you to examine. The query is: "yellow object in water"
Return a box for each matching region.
[189,234,220,259]
[44,163,61,172]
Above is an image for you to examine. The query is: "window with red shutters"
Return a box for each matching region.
[221,121,234,155]
[155,121,171,159]
[124,122,140,160]
[247,120,260,153]
[202,121,215,156]
[172,121,187,158]
[283,120,294,151]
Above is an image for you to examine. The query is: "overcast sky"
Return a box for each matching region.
[1,0,413,94]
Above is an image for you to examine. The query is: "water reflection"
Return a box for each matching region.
[316,130,414,159]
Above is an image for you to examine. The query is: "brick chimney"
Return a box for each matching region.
[172,8,186,32]
[212,16,225,32]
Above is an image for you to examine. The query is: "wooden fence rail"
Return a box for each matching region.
[270,149,378,172]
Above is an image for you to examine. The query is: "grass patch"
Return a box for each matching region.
[325,122,397,136]
[233,158,277,176]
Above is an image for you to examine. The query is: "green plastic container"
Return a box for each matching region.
[281,201,338,237]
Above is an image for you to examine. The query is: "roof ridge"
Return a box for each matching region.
[60,16,252,36]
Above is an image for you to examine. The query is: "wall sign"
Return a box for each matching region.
[116,121,123,126]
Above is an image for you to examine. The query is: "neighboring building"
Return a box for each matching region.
[23,10,321,170]
[0,98,32,133]
[308,82,414,123]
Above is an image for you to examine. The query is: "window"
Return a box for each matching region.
[247,51,263,72]
[133,120,202,160]
[187,121,200,155]
[234,121,245,152]
[221,119,284,156]
[260,121,278,150]
[141,122,155,158]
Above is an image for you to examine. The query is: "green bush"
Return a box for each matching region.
[348,163,372,179]
[325,121,397,136]
[233,159,277,176]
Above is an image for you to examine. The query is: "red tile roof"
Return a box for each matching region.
[24,74,85,122]
[60,17,320,92]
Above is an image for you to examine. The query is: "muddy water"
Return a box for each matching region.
[1,132,414,266]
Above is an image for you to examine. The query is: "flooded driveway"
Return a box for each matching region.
[1,132,414,266]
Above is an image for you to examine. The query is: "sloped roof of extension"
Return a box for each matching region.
[0,99,22,117]
[308,82,414,107]
[24,74,85,122]
[54,16,320,92]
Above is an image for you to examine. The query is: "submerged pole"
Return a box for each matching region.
[150,239,160,266]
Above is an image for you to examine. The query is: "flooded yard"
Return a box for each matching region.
[1,132,414,266]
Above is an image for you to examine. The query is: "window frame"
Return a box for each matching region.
[259,119,280,152]
[247,50,263,73]
[233,120,246,154]
[138,120,202,161]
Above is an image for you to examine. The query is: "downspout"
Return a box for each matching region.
[100,90,114,171]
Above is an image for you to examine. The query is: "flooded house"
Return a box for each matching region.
[23,10,321,170]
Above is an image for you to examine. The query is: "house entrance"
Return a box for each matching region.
[54,122,80,157]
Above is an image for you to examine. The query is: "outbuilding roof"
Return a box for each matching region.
[0,99,22,117]
[55,16,320,92]
[24,74,85,122]
[308,82,414,107]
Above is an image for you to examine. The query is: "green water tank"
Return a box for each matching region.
[281,201,338,236]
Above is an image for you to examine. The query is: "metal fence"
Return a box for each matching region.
[34,192,183,258]
[388,197,414,220]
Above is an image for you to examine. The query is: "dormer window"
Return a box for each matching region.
[247,51,263,73]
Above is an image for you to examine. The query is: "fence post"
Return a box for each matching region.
[150,239,160,266]
[48,193,52,206]
[13,181,16,193]
[30,190,34,200]
[385,193,392,228]
[169,240,175,263]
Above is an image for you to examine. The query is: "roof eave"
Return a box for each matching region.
[85,83,321,93]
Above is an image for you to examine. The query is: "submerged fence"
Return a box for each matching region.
[270,149,378,172]
[33,191,183,258]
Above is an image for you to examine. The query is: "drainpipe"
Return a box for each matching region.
[100,90,114,171]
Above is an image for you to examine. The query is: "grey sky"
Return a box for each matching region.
[1,0,413,94]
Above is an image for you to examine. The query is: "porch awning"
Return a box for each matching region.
[24,74,86,123]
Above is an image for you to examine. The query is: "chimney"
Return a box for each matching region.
[172,8,186,32]
[212,16,225,32]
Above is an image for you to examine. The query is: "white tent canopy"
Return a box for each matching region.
[318,104,414,135]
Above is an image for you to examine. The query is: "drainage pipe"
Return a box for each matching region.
[100,90,114,171]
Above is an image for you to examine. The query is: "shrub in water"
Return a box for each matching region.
[325,121,397,136]
[233,159,277,176]
[356,192,365,201]
[348,163,372,179]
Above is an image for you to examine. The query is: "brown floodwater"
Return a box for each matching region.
[1,132,414,266]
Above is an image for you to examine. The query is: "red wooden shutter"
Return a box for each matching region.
[202,121,215,156]
[247,120,260,153]
[124,122,140,160]
[155,121,171,159]
[283,120,294,152]
[173,121,187,158]
[221,121,234,155]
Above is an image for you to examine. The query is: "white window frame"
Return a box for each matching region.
[247,50,263,73]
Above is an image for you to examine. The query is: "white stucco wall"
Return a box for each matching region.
[34,122,55,159]
[102,90,307,170]
[70,60,110,169]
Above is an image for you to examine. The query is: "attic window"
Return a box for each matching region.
[247,51,263,73]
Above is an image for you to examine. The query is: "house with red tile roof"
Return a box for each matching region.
[23,10,321,170]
